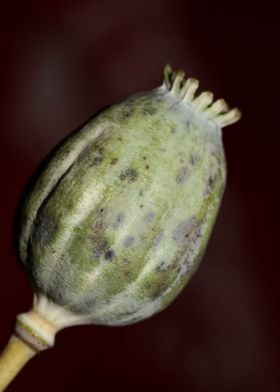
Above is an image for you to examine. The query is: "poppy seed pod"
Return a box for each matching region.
[17,65,241,332]
[0,65,241,392]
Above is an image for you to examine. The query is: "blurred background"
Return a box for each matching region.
[0,1,279,391]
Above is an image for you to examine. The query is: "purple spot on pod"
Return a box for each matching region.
[124,270,132,278]
[205,175,216,195]
[176,167,189,184]
[92,155,103,165]
[95,208,106,229]
[92,237,110,259]
[105,249,115,260]
[203,171,218,197]
[156,260,166,273]
[143,105,157,115]
[172,219,197,243]
[32,213,57,244]
[123,236,135,247]
[154,233,163,247]
[120,168,138,182]
[190,153,200,165]
[120,106,133,119]
[112,212,125,229]
[144,212,155,224]
[179,248,201,279]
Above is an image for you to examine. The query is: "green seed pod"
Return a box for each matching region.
[18,65,241,329]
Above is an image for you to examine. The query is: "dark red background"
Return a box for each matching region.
[1,1,279,391]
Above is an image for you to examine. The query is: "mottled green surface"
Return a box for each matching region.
[19,84,226,326]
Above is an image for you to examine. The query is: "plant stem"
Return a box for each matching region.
[0,297,81,390]
[0,334,36,391]
[0,307,59,391]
